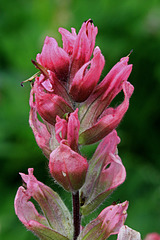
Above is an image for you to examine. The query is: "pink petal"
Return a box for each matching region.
[79,81,134,145]
[92,130,120,160]
[55,116,68,143]
[80,132,126,215]
[55,109,80,151]
[59,27,77,55]
[67,108,80,152]
[36,36,70,81]
[29,103,51,159]
[17,168,73,238]
[70,19,98,79]
[14,186,49,228]
[95,56,132,103]
[79,56,132,129]
[99,153,126,191]
[99,201,128,235]
[69,47,105,102]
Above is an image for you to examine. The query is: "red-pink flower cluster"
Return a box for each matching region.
[15,19,136,240]
[27,19,134,194]
[29,19,133,148]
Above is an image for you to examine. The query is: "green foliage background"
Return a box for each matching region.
[0,0,160,239]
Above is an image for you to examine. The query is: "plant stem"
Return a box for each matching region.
[72,191,81,240]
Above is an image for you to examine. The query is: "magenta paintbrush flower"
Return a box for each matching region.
[15,19,139,240]
[28,19,133,145]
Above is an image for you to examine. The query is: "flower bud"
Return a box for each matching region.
[49,141,88,192]
[55,108,80,152]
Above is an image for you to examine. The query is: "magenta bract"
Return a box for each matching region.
[31,74,73,125]
[36,36,70,81]
[79,57,134,145]
[29,104,51,159]
[55,108,80,152]
[59,19,98,79]
[78,201,128,240]
[14,168,73,239]
[117,225,141,240]
[80,130,126,215]
[69,47,105,102]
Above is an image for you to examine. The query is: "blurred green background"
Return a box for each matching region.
[0,0,160,239]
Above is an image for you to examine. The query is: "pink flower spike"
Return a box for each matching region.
[78,201,128,240]
[79,81,134,145]
[36,36,70,81]
[49,141,88,192]
[69,47,105,102]
[144,233,160,240]
[117,225,141,240]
